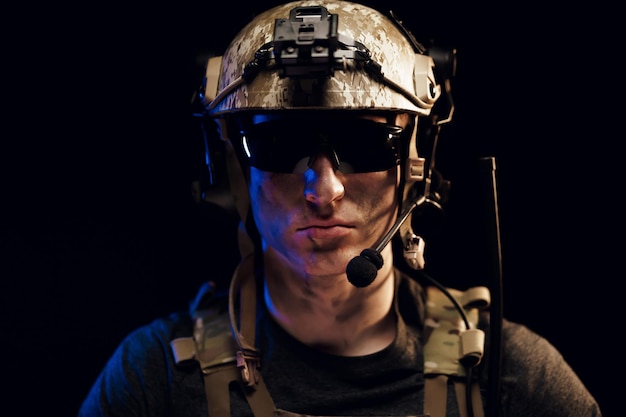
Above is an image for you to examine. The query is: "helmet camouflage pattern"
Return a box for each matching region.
[202,0,442,116]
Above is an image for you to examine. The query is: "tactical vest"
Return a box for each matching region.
[171,255,490,417]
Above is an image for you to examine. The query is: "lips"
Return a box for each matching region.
[300,225,353,240]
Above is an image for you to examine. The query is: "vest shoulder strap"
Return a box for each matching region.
[171,281,490,417]
[423,285,491,417]
[170,279,275,417]
[170,281,242,417]
[171,281,237,369]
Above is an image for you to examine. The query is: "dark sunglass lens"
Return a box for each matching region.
[241,122,313,173]
[333,121,401,172]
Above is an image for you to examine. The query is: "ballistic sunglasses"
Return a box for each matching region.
[238,118,405,173]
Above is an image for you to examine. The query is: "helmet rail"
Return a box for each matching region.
[202,35,440,113]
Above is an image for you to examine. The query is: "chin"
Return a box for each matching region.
[299,252,355,278]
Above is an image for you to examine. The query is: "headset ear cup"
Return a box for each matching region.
[190,114,236,211]
[189,113,213,202]
[429,168,451,205]
[416,116,436,163]
[406,170,448,243]
[410,195,445,244]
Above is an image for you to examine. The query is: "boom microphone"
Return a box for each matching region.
[346,196,425,287]
[346,248,383,287]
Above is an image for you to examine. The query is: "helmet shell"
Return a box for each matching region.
[205,0,438,116]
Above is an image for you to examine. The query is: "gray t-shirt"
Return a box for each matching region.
[78,273,601,417]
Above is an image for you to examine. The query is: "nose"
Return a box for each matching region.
[303,152,345,207]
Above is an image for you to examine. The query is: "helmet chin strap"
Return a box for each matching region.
[214,118,256,261]
[398,117,428,270]
[399,110,452,271]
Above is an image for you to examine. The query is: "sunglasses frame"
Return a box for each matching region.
[230,114,411,174]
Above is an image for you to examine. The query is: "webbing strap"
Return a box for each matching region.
[185,253,274,417]
[424,376,484,417]
[227,253,277,416]
[228,254,263,387]
[238,255,257,347]
[453,380,484,417]
[243,376,277,417]
[424,375,448,417]
[202,365,276,417]
[203,366,240,417]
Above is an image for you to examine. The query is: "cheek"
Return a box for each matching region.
[351,170,399,213]
[248,170,277,218]
[248,169,301,231]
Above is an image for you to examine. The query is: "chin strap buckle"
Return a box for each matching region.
[403,232,425,270]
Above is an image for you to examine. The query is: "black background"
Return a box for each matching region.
[3,1,617,415]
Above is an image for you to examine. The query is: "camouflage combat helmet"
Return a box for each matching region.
[201,0,442,116]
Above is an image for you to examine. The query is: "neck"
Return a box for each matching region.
[263,246,397,356]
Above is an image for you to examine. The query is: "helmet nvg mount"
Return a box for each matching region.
[201,0,446,117]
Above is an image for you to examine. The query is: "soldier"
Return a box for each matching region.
[79,2,602,416]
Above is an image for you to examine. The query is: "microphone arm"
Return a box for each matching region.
[374,195,425,254]
[346,195,429,287]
